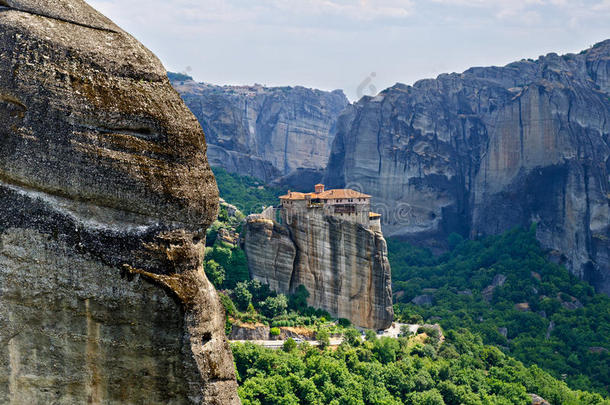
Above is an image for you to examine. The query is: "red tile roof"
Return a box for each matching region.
[280,189,371,201]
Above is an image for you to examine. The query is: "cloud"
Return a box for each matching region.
[268,0,414,20]
[91,0,414,29]
[87,0,610,101]
[427,0,599,14]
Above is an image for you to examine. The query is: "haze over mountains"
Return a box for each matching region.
[171,39,610,295]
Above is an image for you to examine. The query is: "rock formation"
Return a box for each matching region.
[325,40,610,294]
[242,214,394,330]
[171,78,349,183]
[0,1,239,403]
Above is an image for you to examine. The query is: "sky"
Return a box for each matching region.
[88,0,610,101]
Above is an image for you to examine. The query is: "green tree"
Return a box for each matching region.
[203,259,225,288]
[288,285,310,310]
[259,294,288,318]
[316,329,330,349]
[344,328,361,347]
[233,281,252,311]
[218,292,236,317]
[400,324,413,337]
[365,329,377,342]
[283,338,297,352]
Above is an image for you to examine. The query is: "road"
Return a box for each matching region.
[230,323,418,349]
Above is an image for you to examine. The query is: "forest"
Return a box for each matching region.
[389,226,610,396]
[233,327,607,405]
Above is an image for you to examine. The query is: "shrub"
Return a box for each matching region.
[233,281,252,311]
[219,293,237,317]
[316,329,330,349]
[344,328,361,347]
[259,294,288,318]
[288,285,310,310]
[365,329,377,342]
[283,338,297,352]
[203,259,225,288]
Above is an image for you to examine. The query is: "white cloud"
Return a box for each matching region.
[87,0,609,100]
[268,0,414,20]
[91,0,414,27]
[428,0,600,14]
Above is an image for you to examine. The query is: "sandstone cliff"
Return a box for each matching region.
[242,216,394,330]
[171,78,349,183]
[325,40,610,294]
[0,1,239,403]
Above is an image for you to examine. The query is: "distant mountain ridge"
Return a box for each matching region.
[170,75,348,183]
[170,40,609,295]
[324,39,610,294]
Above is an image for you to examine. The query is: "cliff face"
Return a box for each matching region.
[0,1,239,403]
[325,40,610,294]
[171,79,349,183]
[243,215,394,330]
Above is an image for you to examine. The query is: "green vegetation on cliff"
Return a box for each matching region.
[389,226,610,396]
[211,167,284,214]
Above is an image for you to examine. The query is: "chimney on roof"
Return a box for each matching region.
[315,184,325,193]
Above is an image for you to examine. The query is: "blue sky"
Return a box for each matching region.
[88,0,610,100]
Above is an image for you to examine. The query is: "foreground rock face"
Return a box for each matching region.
[0,1,239,403]
[325,40,610,294]
[171,78,349,183]
[243,216,394,330]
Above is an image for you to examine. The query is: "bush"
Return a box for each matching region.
[400,324,413,337]
[365,329,377,342]
[316,329,330,349]
[337,318,351,328]
[270,327,281,336]
[344,328,361,347]
[219,293,237,317]
[283,338,297,352]
[288,285,310,310]
[203,259,225,288]
[233,282,252,311]
[259,294,288,318]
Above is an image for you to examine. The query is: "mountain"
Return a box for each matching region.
[171,76,349,184]
[0,1,238,403]
[325,40,610,294]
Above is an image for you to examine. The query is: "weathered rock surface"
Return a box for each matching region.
[171,78,349,183]
[0,1,239,403]
[229,323,270,341]
[242,215,394,330]
[325,40,610,294]
[411,294,435,306]
[482,274,507,302]
[529,393,551,405]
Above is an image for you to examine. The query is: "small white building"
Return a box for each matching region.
[279,184,382,231]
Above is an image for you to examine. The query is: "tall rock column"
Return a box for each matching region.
[0,1,239,403]
[243,213,394,330]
